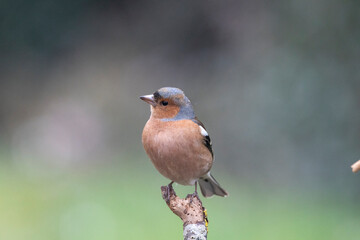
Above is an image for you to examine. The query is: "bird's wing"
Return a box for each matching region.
[192,117,213,157]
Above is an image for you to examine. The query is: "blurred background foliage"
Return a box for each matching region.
[0,0,360,239]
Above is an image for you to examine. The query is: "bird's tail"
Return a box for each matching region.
[198,172,228,198]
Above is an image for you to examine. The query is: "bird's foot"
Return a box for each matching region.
[189,190,199,204]
[188,181,199,204]
[161,181,174,204]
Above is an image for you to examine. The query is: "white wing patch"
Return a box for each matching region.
[199,125,208,137]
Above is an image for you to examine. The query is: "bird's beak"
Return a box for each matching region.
[140,94,156,107]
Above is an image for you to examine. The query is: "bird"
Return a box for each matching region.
[140,87,228,198]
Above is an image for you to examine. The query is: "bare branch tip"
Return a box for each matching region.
[161,185,208,239]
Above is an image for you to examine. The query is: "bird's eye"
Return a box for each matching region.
[160,101,168,106]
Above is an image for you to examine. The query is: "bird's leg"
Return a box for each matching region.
[189,181,199,203]
[165,181,174,203]
[194,181,198,196]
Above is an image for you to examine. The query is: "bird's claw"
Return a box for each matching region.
[189,190,199,204]
[161,181,174,203]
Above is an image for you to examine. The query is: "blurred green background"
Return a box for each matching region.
[1,0,360,239]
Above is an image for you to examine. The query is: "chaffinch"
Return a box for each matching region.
[140,87,228,198]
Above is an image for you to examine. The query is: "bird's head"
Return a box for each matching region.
[140,87,195,121]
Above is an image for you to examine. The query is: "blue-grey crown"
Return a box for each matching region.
[157,87,183,98]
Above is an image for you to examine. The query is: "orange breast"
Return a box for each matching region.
[142,118,213,185]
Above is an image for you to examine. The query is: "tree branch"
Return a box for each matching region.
[161,185,208,240]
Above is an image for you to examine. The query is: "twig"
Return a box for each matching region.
[161,185,208,240]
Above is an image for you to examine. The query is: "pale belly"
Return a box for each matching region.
[142,125,212,185]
